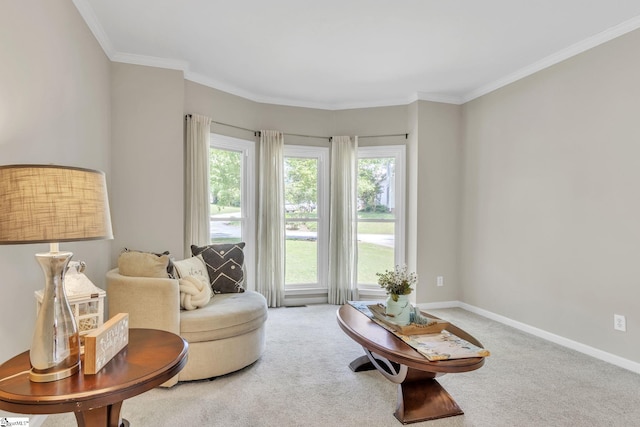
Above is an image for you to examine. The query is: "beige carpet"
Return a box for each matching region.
[41,304,640,426]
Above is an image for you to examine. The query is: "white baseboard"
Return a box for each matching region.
[417,300,640,375]
[418,300,461,310]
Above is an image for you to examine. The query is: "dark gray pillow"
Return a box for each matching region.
[191,243,246,294]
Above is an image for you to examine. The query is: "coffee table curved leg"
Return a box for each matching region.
[363,347,408,384]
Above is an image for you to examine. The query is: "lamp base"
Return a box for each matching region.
[30,250,81,383]
[29,362,80,383]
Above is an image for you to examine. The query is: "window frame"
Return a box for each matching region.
[356,144,406,294]
[209,133,256,290]
[283,144,330,293]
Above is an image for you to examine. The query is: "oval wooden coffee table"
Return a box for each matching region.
[0,329,188,427]
[337,304,485,424]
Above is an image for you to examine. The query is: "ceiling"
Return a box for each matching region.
[74,0,640,110]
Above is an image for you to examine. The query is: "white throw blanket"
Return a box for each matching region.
[179,275,212,310]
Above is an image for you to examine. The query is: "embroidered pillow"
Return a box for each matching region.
[191,243,246,294]
[173,255,210,283]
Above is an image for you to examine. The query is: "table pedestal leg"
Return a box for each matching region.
[349,349,463,424]
[74,401,130,427]
[394,370,463,424]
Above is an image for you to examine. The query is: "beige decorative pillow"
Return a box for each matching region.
[123,248,175,278]
[173,255,210,283]
[118,251,170,278]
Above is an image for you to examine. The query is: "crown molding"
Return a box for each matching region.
[185,71,417,111]
[462,14,640,103]
[72,0,114,58]
[74,0,640,110]
[184,71,316,109]
[112,52,189,72]
[325,95,420,111]
[416,92,464,105]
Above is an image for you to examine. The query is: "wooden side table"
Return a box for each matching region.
[0,329,188,427]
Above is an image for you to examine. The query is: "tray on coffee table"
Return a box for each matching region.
[367,303,449,335]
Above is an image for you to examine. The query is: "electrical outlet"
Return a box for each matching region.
[437,276,444,287]
[614,314,626,332]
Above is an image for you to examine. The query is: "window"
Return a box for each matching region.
[356,145,406,292]
[283,145,329,291]
[209,137,404,301]
[209,134,256,288]
[282,143,405,302]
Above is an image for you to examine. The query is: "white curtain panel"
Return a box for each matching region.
[328,135,358,304]
[184,114,212,258]
[257,130,285,307]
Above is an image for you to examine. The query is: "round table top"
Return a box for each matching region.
[337,304,484,374]
[0,329,188,415]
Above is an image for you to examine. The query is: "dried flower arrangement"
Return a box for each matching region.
[376,265,417,301]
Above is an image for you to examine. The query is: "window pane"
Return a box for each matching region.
[357,222,395,285]
[357,157,396,219]
[210,147,243,243]
[210,134,256,291]
[210,219,242,244]
[210,148,242,218]
[285,224,318,284]
[285,157,318,220]
[284,156,320,286]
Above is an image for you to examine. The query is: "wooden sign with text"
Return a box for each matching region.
[84,313,129,374]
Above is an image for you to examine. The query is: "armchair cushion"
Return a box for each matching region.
[180,291,268,342]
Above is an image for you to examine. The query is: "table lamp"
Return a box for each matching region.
[0,164,113,382]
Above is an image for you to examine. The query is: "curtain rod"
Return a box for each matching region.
[186,115,408,141]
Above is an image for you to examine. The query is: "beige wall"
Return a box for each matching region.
[461,29,640,362]
[110,63,185,261]
[0,2,111,363]
[185,80,411,146]
[414,101,462,303]
[185,82,259,142]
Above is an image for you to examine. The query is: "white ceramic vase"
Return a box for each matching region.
[385,294,411,325]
